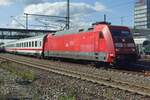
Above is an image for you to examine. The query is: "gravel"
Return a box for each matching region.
[2,53,150,90]
[0,61,150,99]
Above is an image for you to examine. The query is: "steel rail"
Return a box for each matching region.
[0,55,150,96]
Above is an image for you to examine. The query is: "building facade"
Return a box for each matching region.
[134,0,150,29]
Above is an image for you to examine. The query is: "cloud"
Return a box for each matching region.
[0,0,16,6]
[9,1,107,29]
[0,0,45,6]
[24,2,106,15]
[23,1,107,29]
[23,0,45,5]
[94,2,106,11]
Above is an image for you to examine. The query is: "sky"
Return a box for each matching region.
[0,0,135,30]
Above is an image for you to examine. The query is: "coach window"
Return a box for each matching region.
[99,32,104,39]
[35,41,37,47]
[21,43,23,47]
[29,42,31,47]
[40,41,42,47]
[27,42,28,47]
[32,41,34,47]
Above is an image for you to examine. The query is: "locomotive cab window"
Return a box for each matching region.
[99,32,104,39]
[111,29,131,37]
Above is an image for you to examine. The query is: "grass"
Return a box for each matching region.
[104,88,114,100]
[59,95,76,100]
[20,71,35,82]
[0,60,36,83]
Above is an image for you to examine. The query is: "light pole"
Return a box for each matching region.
[66,0,70,30]
[25,13,29,30]
[121,16,124,25]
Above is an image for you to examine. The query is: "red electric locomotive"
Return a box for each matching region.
[43,22,137,64]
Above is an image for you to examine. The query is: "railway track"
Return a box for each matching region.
[0,53,150,97]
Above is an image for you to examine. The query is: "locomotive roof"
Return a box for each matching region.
[55,26,94,35]
[54,24,129,36]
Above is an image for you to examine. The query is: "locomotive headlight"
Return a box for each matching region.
[127,43,135,47]
[115,43,123,48]
[132,48,136,52]
[116,48,120,52]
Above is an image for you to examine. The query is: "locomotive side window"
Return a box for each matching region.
[88,28,93,31]
[79,29,84,32]
[99,32,104,39]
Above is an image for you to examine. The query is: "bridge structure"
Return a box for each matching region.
[0,28,56,44]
